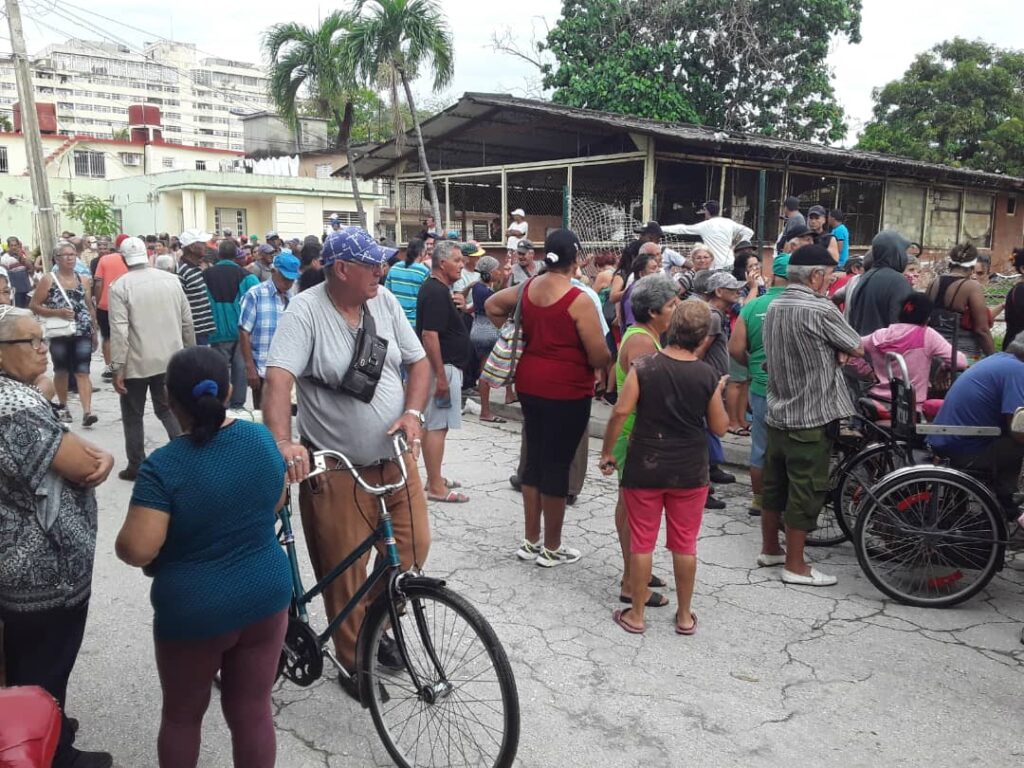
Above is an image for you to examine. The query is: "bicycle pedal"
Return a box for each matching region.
[377,681,390,704]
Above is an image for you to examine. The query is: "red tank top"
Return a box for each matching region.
[515,283,594,400]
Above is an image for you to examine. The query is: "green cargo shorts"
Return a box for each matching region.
[762,424,834,532]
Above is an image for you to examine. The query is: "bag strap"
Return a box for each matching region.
[51,272,74,308]
[305,302,375,392]
[508,277,533,376]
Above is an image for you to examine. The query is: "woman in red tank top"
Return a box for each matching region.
[485,230,611,567]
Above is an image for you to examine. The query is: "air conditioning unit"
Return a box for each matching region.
[119,153,143,167]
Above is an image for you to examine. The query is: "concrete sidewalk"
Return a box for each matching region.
[481,388,753,469]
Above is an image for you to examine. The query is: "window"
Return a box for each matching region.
[655,160,721,227]
[837,178,883,246]
[0,146,8,174]
[1009,197,1018,216]
[215,207,247,234]
[323,211,359,229]
[162,156,175,169]
[926,189,962,249]
[111,208,123,232]
[963,191,994,248]
[195,160,206,170]
[73,150,105,178]
[119,152,143,167]
[787,172,837,212]
[722,167,784,239]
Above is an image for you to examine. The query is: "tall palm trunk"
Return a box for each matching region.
[334,101,366,229]
[400,71,442,231]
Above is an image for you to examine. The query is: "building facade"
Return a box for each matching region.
[0,39,269,151]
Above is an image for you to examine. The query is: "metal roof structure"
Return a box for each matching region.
[354,93,1024,191]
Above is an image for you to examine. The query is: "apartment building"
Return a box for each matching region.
[0,38,269,151]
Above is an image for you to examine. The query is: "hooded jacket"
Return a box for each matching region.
[854,323,967,406]
[847,230,914,335]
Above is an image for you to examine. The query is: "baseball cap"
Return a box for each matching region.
[272,251,301,280]
[700,200,720,216]
[785,225,814,242]
[790,244,837,268]
[808,205,827,218]
[257,243,276,256]
[633,221,664,238]
[705,271,745,293]
[516,239,534,253]
[460,242,486,258]
[510,208,526,217]
[266,230,279,240]
[321,227,397,267]
[179,228,211,248]
[120,236,148,266]
[772,253,792,278]
[543,229,582,267]
[114,233,130,249]
[733,240,756,253]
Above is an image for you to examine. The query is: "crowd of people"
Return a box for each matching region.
[1,199,1022,766]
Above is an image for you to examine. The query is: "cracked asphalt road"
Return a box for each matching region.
[65,383,1024,767]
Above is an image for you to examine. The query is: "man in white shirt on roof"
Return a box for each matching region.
[662,200,754,271]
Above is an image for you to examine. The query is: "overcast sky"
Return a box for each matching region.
[15,0,1024,144]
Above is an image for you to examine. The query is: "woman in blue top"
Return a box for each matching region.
[116,346,292,768]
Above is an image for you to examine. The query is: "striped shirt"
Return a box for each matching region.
[384,261,430,325]
[238,278,288,377]
[763,284,861,430]
[177,261,216,336]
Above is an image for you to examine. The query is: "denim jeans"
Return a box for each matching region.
[212,340,248,409]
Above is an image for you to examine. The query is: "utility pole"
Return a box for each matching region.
[5,0,57,269]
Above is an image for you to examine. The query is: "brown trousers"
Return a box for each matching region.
[298,453,430,671]
[517,428,589,496]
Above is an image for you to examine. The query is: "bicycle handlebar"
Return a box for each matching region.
[305,432,410,496]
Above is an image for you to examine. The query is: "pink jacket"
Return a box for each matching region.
[857,323,967,405]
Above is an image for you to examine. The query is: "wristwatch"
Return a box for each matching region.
[405,409,426,426]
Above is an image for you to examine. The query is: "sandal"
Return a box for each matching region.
[428,491,470,503]
[619,575,667,589]
[618,591,669,608]
[612,608,645,635]
[442,477,462,489]
[675,612,698,636]
[479,415,508,424]
[727,426,751,437]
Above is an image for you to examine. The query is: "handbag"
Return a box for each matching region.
[479,278,532,389]
[0,686,62,768]
[36,275,76,338]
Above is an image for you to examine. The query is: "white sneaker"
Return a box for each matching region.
[781,568,837,587]
[756,553,787,568]
[535,544,582,568]
[515,539,541,561]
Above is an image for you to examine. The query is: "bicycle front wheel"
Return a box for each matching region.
[361,582,520,768]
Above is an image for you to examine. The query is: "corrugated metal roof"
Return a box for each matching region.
[355,93,1024,191]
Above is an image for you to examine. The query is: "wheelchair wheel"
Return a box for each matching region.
[834,442,912,540]
[806,449,847,547]
[853,466,1005,608]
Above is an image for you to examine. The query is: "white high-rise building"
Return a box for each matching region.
[0,38,270,151]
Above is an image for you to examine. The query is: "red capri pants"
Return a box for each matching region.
[623,486,708,555]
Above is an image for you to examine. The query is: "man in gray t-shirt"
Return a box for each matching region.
[262,226,431,684]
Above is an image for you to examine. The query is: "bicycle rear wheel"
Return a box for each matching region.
[360,581,520,768]
[853,466,1004,608]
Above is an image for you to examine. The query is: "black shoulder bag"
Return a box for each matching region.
[306,304,389,403]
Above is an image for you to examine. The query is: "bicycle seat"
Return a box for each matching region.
[921,399,943,422]
[856,397,890,423]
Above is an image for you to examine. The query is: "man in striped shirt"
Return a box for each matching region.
[177,229,217,345]
[760,244,863,587]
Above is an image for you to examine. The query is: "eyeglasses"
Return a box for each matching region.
[0,337,49,350]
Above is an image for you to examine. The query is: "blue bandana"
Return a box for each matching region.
[321,227,397,267]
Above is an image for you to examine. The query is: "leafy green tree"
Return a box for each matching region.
[65,194,119,236]
[0,113,11,132]
[857,38,1024,176]
[346,0,454,229]
[264,11,366,225]
[541,0,862,143]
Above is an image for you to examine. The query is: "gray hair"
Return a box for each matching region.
[639,241,661,257]
[477,255,499,275]
[631,273,679,324]
[787,264,824,285]
[0,306,36,341]
[53,240,76,259]
[433,240,460,263]
[1008,331,1024,362]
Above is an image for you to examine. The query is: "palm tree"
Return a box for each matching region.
[346,0,454,231]
[264,11,366,226]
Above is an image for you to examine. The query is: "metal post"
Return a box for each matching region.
[444,177,451,234]
[6,0,57,269]
[756,170,767,250]
[500,166,508,237]
[566,165,573,229]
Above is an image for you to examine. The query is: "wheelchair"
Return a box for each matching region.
[849,357,1021,608]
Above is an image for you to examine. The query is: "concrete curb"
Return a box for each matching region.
[478,389,752,470]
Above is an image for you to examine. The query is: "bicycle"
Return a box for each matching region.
[275,432,520,767]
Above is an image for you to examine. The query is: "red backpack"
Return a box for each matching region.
[0,686,61,767]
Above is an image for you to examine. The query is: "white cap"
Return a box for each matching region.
[179,228,211,248]
[511,208,525,217]
[120,236,148,266]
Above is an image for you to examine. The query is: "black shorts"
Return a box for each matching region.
[49,335,93,375]
[96,309,110,340]
[519,393,592,498]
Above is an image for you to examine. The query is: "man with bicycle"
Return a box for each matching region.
[263,226,431,698]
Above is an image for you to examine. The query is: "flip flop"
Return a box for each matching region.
[442,477,462,489]
[479,415,508,424]
[613,608,645,635]
[428,491,470,503]
[619,575,667,589]
[675,612,698,636]
[618,591,669,608]
[727,426,751,437]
